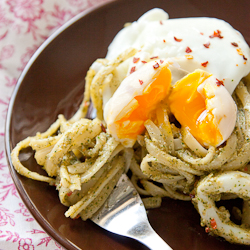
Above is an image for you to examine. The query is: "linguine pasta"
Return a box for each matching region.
[11,10,250,245]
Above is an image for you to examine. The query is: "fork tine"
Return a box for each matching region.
[91,174,173,250]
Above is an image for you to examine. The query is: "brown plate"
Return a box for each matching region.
[5,0,250,249]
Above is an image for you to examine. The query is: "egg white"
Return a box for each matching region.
[106,8,250,94]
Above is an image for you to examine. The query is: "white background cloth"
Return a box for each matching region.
[0,0,108,249]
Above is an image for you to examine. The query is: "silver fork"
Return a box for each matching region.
[91,173,173,250]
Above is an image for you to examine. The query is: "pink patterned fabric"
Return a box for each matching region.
[0,0,109,249]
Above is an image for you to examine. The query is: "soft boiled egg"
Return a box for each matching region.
[101,8,250,148]
[104,59,172,147]
[104,61,237,147]
[168,69,237,147]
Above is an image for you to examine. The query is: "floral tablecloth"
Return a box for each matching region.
[0,0,109,249]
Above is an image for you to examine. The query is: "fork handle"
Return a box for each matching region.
[129,223,173,250]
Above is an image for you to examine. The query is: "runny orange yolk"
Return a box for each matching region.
[168,70,223,147]
[114,64,172,141]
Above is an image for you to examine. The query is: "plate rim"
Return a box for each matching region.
[4,1,250,249]
[4,1,116,249]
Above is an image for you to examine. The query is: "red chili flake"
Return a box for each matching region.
[67,191,73,197]
[160,20,163,25]
[201,61,209,67]
[163,39,166,43]
[101,123,106,133]
[174,36,182,42]
[153,62,160,69]
[200,32,204,35]
[209,30,223,39]
[130,66,136,74]
[185,47,192,53]
[139,79,143,85]
[216,78,224,86]
[189,193,195,199]
[84,101,89,107]
[210,218,217,229]
[231,42,238,47]
[160,59,164,64]
[244,166,248,172]
[243,55,248,60]
[205,227,210,233]
[237,48,243,55]
[141,60,147,64]
[203,42,210,48]
[133,57,140,63]
[73,214,81,220]
[150,56,158,59]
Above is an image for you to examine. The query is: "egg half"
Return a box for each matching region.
[104,60,171,147]
[168,69,237,147]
